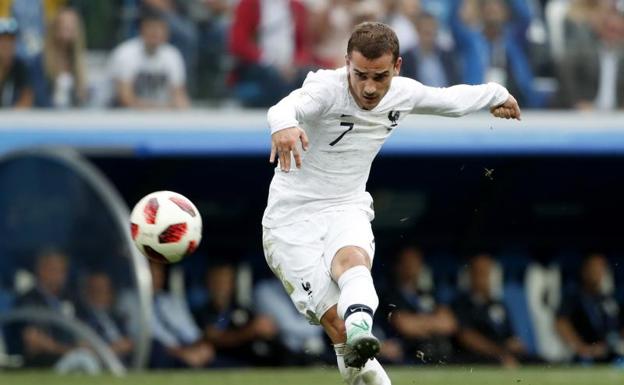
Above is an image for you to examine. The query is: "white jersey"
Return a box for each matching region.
[109,38,186,105]
[262,67,509,228]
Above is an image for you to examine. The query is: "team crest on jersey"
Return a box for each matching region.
[388,110,400,128]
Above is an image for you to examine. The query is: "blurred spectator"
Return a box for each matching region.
[382,246,457,364]
[33,7,87,108]
[7,0,66,60]
[229,0,317,107]
[451,0,546,108]
[401,12,460,86]
[109,10,190,109]
[195,262,281,366]
[308,0,385,68]
[384,0,420,54]
[9,0,45,61]
[0,17,33,107]
[306,0,351,68]
[254,278,326,364]
[70,0,120,50]
[555,253,624,362]
[77,272,133,362]
[452,253,528,368]
[16,250,100,373]
[149,260,214,368]
[184,0,236,99]
[141,0,199,93]
[558,1,624,110]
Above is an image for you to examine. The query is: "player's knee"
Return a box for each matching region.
[332,246,371,278]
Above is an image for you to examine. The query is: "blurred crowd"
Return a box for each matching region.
[0,0,623,110]
[1,245,622,372]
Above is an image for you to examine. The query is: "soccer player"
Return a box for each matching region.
[262,22,520,385]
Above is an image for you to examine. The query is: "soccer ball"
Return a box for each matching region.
[130,191,202,263]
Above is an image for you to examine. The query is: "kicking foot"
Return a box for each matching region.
[344,319,380,368]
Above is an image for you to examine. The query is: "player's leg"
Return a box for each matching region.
[331,246,380,367]
[321,305,390,385]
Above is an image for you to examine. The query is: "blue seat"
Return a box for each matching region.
[498,248,531,283]
[503,282,537,355]
[0,289,14,313]
[428,251,460,304]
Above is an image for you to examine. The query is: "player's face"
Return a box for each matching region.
[347,50,402,110]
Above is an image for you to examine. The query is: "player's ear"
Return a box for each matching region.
[345,53,350,68]
[394,56,402,76]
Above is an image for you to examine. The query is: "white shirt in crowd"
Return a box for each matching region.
[109,37,186,105]
[151,293,201,348]
[259,0,295,69]
[595,47,620,111]
[263,67,509,228]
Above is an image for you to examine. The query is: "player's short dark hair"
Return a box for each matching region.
[347,22,400,63]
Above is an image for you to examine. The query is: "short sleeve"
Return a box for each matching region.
[109,45,137,82]
[167,48,186,87]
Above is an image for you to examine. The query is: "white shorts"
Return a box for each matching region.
[262,209,375,324]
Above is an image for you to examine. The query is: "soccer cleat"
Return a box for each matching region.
[344,319,381,368]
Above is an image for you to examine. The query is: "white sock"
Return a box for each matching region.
[335,344,391,385]
[337,266,378,329]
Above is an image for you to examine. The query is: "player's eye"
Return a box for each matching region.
[356,73,367,80]
[374,75,387,81]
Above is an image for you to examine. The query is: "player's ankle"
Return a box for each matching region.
[344,304,374,341]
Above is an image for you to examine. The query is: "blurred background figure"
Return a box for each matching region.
[70,0,120,50]
[401,12,460,86]
[16,249,100,373]
[306,0,353,69]
[382,246,457,364]
[109,10,189,109]
[148,260,214,369]
[140,0,199,94]
[77,272,134,363]
[0,17,33,108]
[384,0,420,55]
[558,0,624,110]
[451,0,546,108]
[195,262,281,366]
[184,0,235,100]
[452,253,529,368]
[254,277,326,365]
[33,7,87,108]
[228,0,316,107]
[556,253,624,362]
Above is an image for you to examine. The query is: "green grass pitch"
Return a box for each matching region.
[2,366,623,385]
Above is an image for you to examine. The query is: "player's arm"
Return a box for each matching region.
[168,48,190,109]
[555,316,607,358]
[457,327,517,366]
[170,85,190,109]
[117,80,141,108]
[22,326,73,355]
[390,306,456,338]
[410,81,521,120]
[267,84,330,172]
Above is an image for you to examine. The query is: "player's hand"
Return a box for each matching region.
[270,126,309,172]
[490,95,521,120]
[252,315,278,339]
[500,353,520,369]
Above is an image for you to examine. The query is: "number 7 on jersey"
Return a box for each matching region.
[329,122,355,146]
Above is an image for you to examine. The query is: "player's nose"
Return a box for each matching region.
[363,85,376,96]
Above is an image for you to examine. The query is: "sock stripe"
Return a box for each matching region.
[343,303,373,320]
